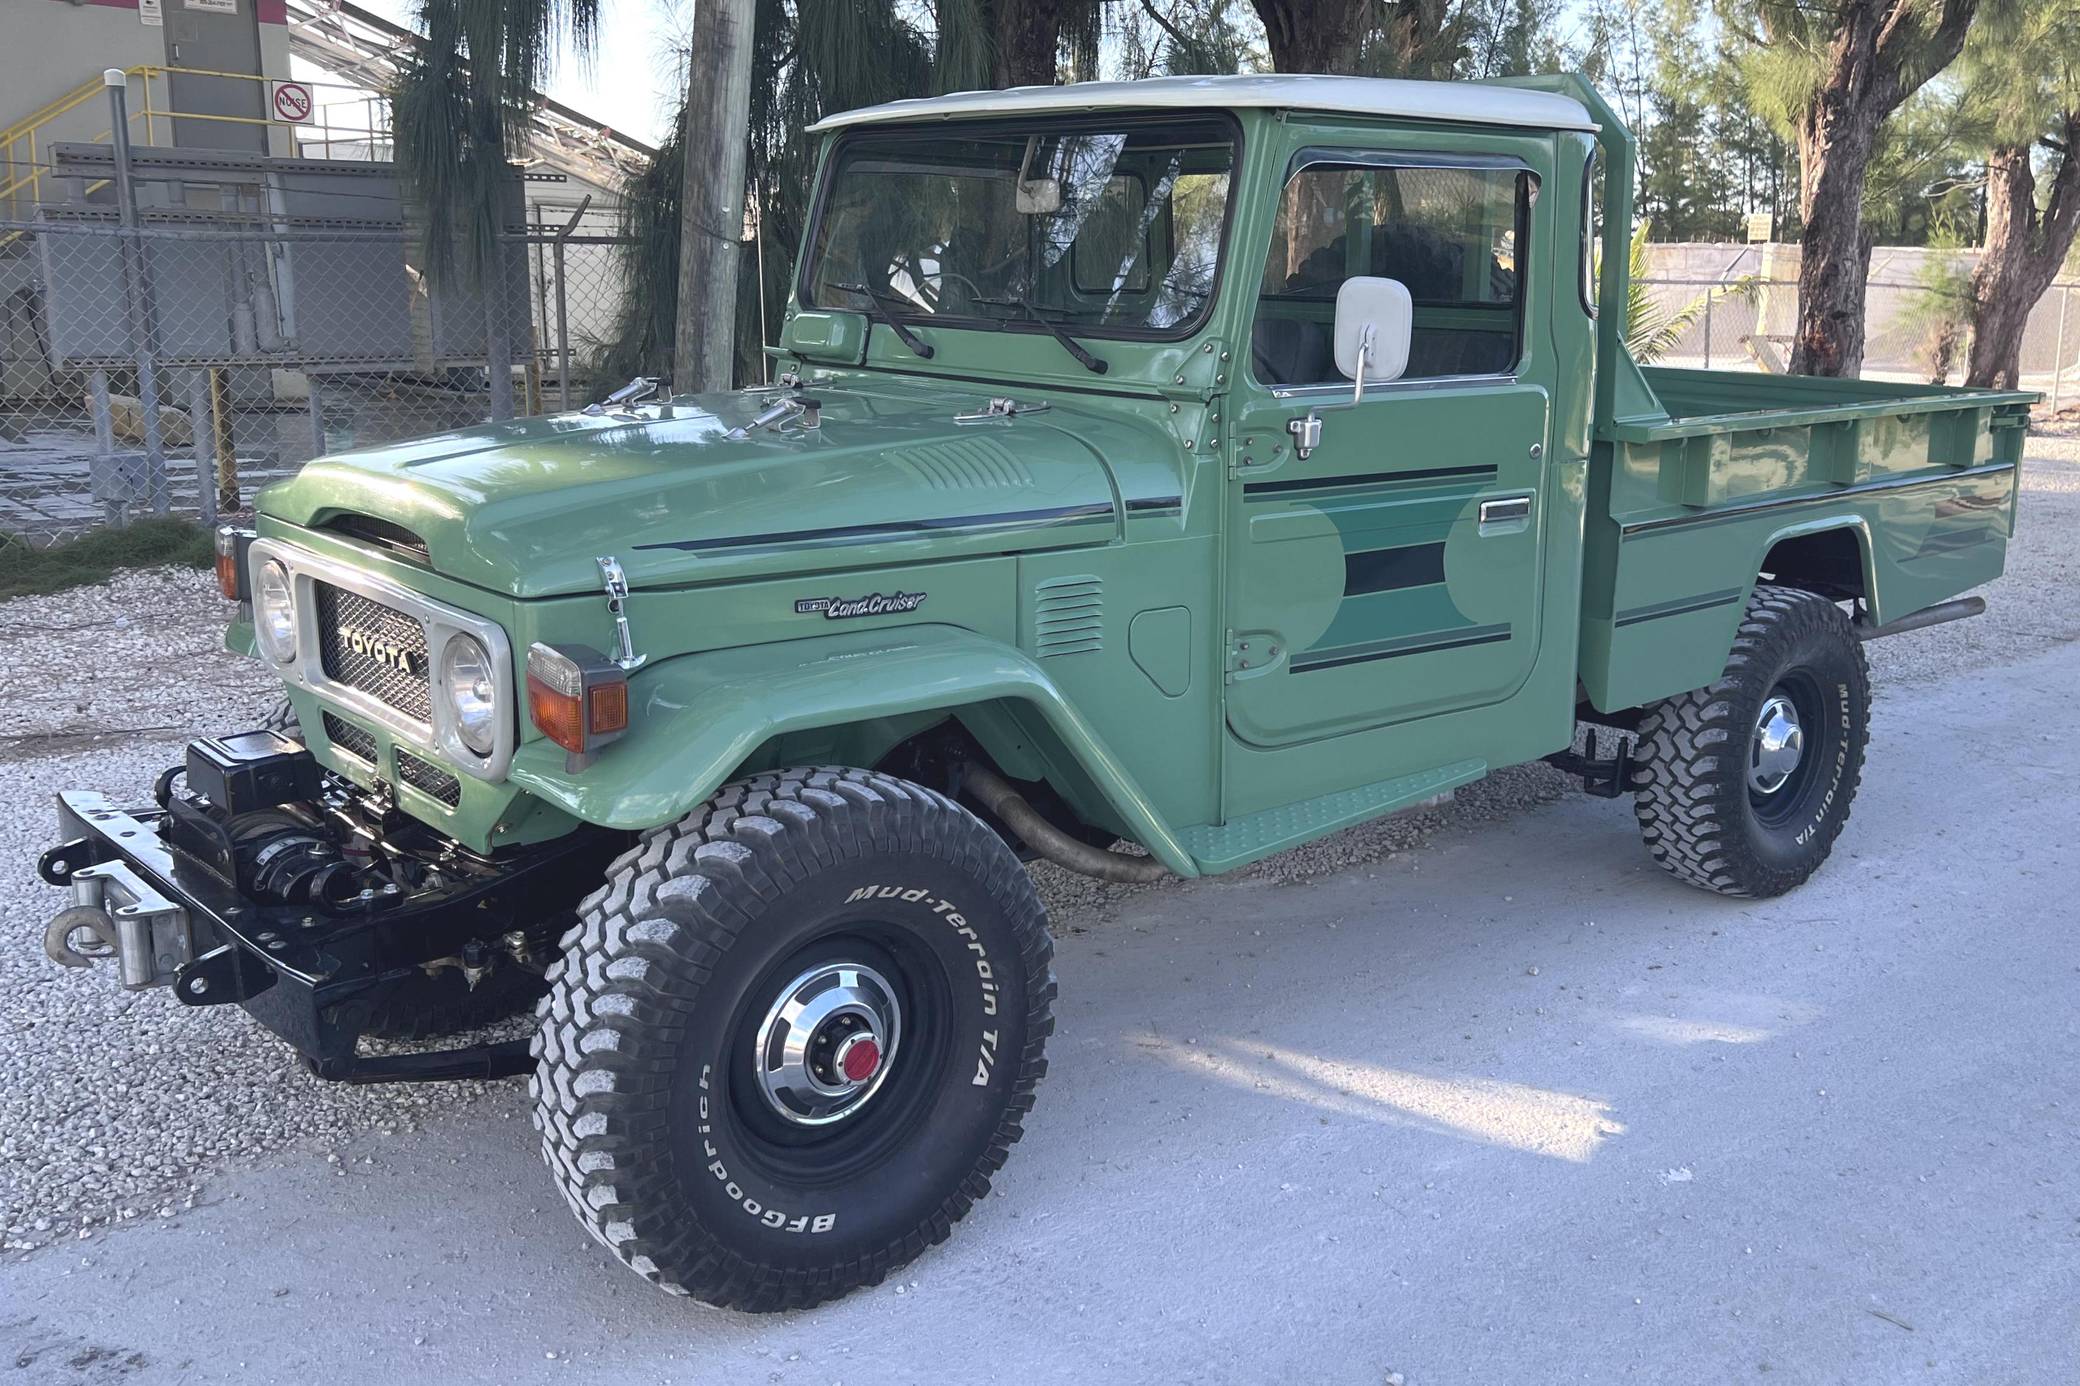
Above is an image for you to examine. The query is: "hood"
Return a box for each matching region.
[259,383,1165,597]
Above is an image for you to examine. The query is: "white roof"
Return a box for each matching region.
[807,73,1596,135]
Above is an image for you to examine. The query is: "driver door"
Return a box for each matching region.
[1225,147,1553,750]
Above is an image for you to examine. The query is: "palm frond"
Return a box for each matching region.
[1622,218,1756,363]
[390,0,600,288]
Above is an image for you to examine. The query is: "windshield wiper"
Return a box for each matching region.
[834,283,935,360]
[976,296,1109,375]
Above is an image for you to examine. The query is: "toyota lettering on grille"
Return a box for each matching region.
[337,623,423,676]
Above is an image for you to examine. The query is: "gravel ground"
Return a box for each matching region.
[1,431,2073,1256]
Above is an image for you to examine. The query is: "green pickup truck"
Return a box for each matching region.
[40,73,2033,1309]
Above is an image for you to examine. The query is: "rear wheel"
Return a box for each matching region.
[532,767,1054,1311]
[1631,585,1870,898]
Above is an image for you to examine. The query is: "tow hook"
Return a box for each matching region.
[44,904,119,969]
[41,858,193,989]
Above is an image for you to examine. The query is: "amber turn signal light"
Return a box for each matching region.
[527,642,629,770]
[214,525,255,601]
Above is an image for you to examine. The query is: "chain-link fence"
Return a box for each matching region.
[1632,276,2080,403]
[5,217,2076,547]
[0,215,634,544]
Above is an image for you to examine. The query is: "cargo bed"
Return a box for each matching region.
[1579,358,2036,712]
[1619,366,2036,441]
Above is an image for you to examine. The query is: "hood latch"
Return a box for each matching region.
[596,556,646,671]
[954,396,1051,424]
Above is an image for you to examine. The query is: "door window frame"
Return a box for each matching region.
[1248,148,1540,400]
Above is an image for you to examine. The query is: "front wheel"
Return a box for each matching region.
[532,767,1054,1311]
[1631,585,1870,898]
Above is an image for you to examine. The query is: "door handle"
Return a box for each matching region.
[1478,496,1532,533]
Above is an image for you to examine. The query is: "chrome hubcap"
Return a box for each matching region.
[1748,693,1806,796]
[752,961,902,1127]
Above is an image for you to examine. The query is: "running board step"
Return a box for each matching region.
[1177,759,1485,874]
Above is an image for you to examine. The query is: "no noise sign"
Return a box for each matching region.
[270,81,314,124]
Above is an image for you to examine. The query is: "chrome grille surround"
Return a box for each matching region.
[247,538,517,782]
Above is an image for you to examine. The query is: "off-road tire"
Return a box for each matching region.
[532,766,1055,1312]
[357,962,548,1042]
[258,698,300,739]
[1631,585,1870,898]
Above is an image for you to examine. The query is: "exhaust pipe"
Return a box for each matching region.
[1855,596,1985,642]
[962,763,1169,884]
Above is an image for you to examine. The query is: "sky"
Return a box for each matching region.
[349,0,689,149]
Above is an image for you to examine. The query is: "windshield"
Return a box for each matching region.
[802,117,1236,339]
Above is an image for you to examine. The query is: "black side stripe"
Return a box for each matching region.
[1613,588,1745,627]
[1292,624,1511,673]
[1344,541,1446,596]
[1244,464,1497,497]
[634,502,1115,554]
[1125,495,1184,513]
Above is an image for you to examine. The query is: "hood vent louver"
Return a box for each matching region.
[1032,576,1104,658]
[319,513,431,564]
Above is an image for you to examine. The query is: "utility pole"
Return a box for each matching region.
[674,0,755,393]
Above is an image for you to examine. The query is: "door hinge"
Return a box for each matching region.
[1224,630,1282,681]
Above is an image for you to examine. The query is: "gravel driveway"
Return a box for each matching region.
[0,431,2074,1379]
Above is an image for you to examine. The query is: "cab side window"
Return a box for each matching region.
[1252,160,1532,388]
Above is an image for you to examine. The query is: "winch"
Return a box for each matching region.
[43,731,406,989]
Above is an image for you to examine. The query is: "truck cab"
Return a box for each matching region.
[40,73,2035,1312]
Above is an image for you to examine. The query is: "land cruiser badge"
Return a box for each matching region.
[795,590,928,619]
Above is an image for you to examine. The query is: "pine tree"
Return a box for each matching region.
[1959,0,2080,387]
[1717,0,1981,376]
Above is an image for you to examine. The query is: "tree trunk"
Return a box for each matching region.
[675,0,756,393]
[995,0,1069,87]
[1966,125,2080,389]
[1252,0,1371,72]
[1788,105,1879,377]
[1384,0,1457,77]
[1774,0,1978,378]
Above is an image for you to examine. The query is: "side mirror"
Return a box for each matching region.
[1333,276,1412,399]
[1014,135,1064,214]
[1285,277,1414,462]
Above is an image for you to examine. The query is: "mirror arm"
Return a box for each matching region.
[1286,326,1376,461]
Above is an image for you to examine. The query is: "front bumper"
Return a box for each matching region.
[40,772,610,1079]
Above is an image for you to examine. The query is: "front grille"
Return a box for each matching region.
[322,712,378,765]
[315,583,431,721]
[396,750,463,807]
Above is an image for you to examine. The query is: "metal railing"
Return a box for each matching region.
[2,66,391,230]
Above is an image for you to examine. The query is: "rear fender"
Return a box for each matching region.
[1588,511,1875,712]
[1753,514,1879,615]
[504,623,1200,876]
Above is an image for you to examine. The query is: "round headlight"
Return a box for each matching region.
[440,634,499,756]
[254,560,296,664]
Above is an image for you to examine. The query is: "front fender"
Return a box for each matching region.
[505,623,1201,876]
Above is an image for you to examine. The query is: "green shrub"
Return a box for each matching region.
[0,518,215,600]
